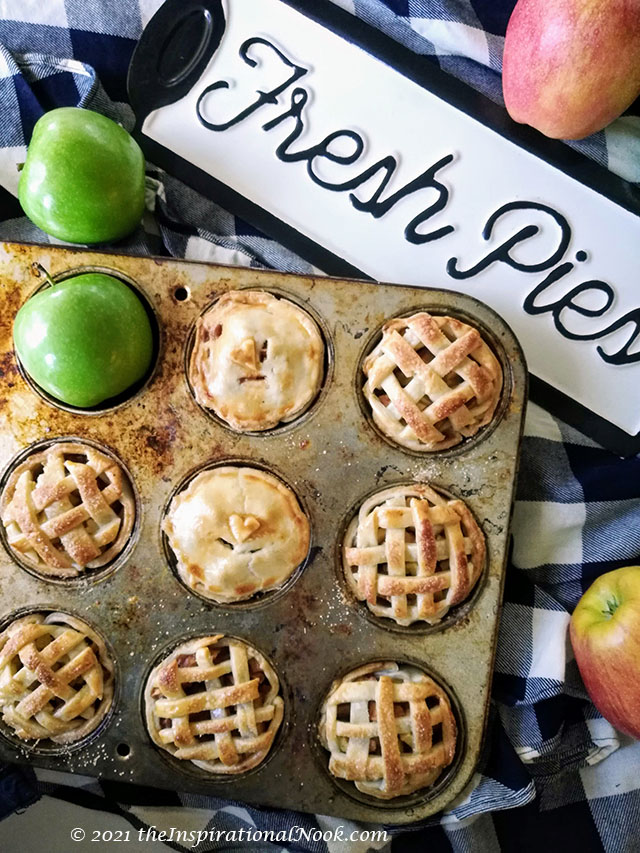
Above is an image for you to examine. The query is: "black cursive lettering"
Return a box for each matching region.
[522,256,640,364]
[262,85,454,242]
[447,201,571,279]
[193,34,640,374]
[352,154,455,244]
[262,86,309,160]
[594,311,640,365]
[196,38,307,131]
[526,266,615,337]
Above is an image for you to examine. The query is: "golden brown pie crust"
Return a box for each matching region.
[163,466,309,603]
[0,442,135,577]
[343,483,485,626]
[145,634,283,774]
[0,611,114,744]
[363,312,502,451]
[189,290,324,431]
[319,661,456,799]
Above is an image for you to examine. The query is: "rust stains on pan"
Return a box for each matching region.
[0,240,526,825]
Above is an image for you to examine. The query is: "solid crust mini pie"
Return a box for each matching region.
[189,290,325,431]
[145,634,284,774]
[163,466,310,603]
[319,661,456,800]
[343,483,485,626]
[0,441,135,577]
[0,611,114,744]
[362,311,502,451]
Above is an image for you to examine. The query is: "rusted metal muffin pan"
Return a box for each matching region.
[0,241,527,824]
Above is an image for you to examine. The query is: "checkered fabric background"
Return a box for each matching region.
[0,1,639,851]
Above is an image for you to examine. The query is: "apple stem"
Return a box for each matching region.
[16,162,24,172]
[32,263,57,289]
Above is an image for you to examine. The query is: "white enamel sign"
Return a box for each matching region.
[135,0,640,445]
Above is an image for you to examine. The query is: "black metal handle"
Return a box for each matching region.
[127,0,225,125]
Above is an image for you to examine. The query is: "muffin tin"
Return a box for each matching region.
[0,240,526,824]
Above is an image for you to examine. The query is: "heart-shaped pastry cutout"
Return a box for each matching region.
[229,337,259,372]
[229,513,261,543]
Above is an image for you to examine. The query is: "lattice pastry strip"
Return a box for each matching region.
[0,612,114,744]
[145,635,284,774]
[0,442,135,576]
[344,484,485,626]
[320,662,457,799]
[363,312,502,451]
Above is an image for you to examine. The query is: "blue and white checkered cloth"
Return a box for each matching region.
[0,1,639,851]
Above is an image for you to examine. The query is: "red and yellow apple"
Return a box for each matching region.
[570,566,640,739]
[503,0,640,140]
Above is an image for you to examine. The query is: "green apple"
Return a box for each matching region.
[18,107,146,244]
[14,273,154,408]
[570,565,640,739]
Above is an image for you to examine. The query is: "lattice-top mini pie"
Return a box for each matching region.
[319,661,456,799]
[343,483,485,626]
[189,290,324,431]
[0,442,135,577]
[145,634,284,774]
[362,312,502,451]
[0,611,114,744]
[163,466,309,603]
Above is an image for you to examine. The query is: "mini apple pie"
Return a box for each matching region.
[0,441,135,577]
[319,661,457,799]
[343,483,485,626]
[0,611,114,744]
[163,465,309,603]
[189,290,324,431]
[145,634,284,774]
[362,311,502,451]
